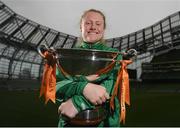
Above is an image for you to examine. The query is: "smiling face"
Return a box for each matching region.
[80,11,105,43]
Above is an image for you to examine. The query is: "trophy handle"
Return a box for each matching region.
[126,49,137,56]
[37,44,49,58]
[37,44,57,58]
[121,49,137,60]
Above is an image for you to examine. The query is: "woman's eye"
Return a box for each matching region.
[96,22,102,26]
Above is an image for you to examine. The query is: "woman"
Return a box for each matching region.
[56,9,122,127]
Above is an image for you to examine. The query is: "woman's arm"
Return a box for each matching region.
[56,68,88,102]
[56,68,108,104]
[56,68,109,118]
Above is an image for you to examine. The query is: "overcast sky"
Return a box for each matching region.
[1,0,180,39]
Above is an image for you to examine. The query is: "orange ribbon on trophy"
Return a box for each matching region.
[96,53,118,75]
[39,51,56,104]
[110,60,132,124]
[96,60,116,75]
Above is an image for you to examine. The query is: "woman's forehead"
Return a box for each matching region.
[83,11,104,21]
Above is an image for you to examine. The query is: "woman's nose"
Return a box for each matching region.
[90,24,96,30]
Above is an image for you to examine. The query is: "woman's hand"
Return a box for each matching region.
[58,99,78,118]
[86,74,99,81]
[83,83,110,105]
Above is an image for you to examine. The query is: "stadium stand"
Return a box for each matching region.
[0,1,180,89]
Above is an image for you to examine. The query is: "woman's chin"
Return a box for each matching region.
[85,38,101,43]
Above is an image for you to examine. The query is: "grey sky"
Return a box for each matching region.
[2,0,180,39]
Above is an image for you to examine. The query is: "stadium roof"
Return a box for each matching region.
[2,0,180,39]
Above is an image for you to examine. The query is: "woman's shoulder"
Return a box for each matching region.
[101,44,119,52]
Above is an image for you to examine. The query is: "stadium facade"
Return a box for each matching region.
[0,1,180,88]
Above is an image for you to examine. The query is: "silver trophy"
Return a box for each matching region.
[37,44,137,126]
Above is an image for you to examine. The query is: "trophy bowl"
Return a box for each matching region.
[55,48,118,76]
[37,44,119,76]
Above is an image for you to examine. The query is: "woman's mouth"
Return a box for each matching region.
[88,31,99,34]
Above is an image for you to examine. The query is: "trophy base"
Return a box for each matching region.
[63,106,107,126]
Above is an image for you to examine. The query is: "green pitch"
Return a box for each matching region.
[0,81,180,127]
